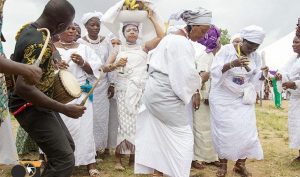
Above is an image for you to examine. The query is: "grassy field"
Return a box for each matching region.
[1,100,300,177]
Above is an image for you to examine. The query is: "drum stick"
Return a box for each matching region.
[80,70,104,106]
[34,28,51,66]
[237,44,251,72]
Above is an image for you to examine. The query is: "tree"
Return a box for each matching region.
[220,29,231,45]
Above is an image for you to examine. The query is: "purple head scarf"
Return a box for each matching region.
[198,26,221,53]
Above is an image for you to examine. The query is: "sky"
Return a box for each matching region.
[2,0,299,64]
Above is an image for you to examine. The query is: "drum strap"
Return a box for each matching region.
[12,102,33,116]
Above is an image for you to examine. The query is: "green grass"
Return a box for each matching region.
[1,100,300,177]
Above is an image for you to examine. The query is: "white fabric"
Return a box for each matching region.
[81,11,103,25]
[240,25,265,44]
[77,37,113,151]
[169,7,212,25]
[57,44,101,166]
[101,0,164,42]
[0,114,18,165]
[280,55,300,148]
[135,34,200,177]
[193,46,218,162]
[107,99,119,148]
[194,45,213,99]
[209,44,264,161]
[115,45,148,152]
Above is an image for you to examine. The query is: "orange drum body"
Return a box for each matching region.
[52,70,81,104]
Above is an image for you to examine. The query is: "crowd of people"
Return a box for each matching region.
[0,0,300,177]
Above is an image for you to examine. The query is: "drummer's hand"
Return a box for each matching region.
[282,81,297,90]
[22,65,42,85]
[71,53,84,66]
[57,60,69,70]
[62,104,86,119]
[107,84,115,99]
[116,57,127,67]
[192,92,201,111]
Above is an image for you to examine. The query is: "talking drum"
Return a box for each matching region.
[52,70,82,104]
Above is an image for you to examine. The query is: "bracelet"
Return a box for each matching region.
[80,60,86,67]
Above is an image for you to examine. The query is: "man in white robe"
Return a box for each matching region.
[134,7,212,177]
[277,34,300,163]
[210,25,266,177]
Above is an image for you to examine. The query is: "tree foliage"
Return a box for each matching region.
[220,29,231,45]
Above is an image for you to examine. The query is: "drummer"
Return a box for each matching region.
[8,1,86,177]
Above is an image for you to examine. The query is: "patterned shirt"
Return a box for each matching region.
[0,0,6,125]
[9,23,55,111]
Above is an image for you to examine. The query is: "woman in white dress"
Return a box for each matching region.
[77,12,115,155]
[55,23,103,177]
[192,26,221,169]
[134,7,212,177]
[102,9,164,170]
[276,34,300,163]
[209,25,266,177]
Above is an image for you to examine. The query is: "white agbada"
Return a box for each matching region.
[114,44,148,154]
[193,49,218,163]
[280,54,300,148]
[57,44,101,166]
[77,36,114,151]
[209,44,264,161]
[135,34,200,177]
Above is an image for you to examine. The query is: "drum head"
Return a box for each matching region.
[59,70,82,98]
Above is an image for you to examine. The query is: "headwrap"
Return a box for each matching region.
[240,25,266,44]
[198,26,221,53]
[81,11,103,25]
[122,22,140,28]
[108,32,118,40]
[230,33,241,43]
[169,7,212,25]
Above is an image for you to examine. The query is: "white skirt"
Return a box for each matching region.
[60,94,96,166]
[135,108,193,177]
[288,96,300,149]
[193,102,218,162]
[93,82,110,151]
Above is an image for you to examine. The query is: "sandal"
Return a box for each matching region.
[216,163,227,177]
[114,163,125,171]
[233,162,252,177]
[88,169,101,177]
